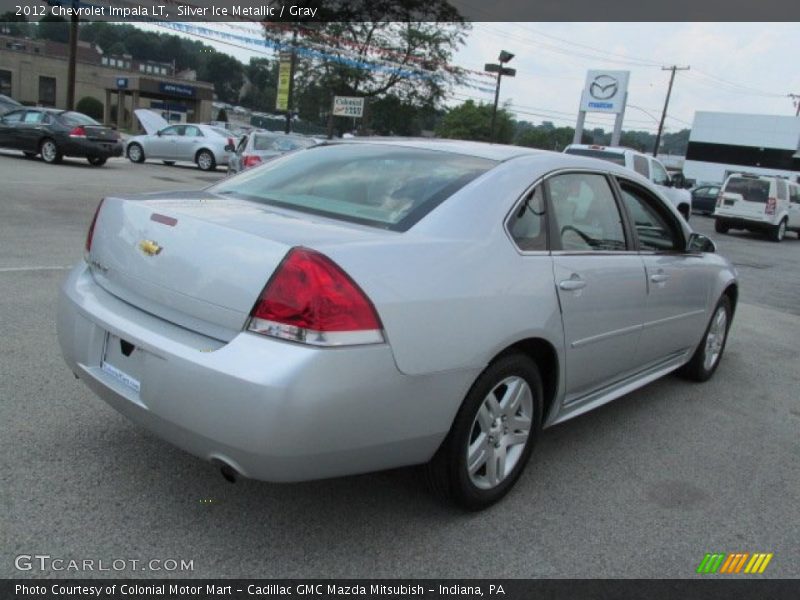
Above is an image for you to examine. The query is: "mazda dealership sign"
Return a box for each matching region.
[580,70,630,114]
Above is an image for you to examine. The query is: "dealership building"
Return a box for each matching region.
[0,34,215,129]
[683,111,800,184]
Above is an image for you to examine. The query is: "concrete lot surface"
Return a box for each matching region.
[1,153,798,578]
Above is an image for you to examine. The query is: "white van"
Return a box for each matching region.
[564,144,692,219]
[714,173,800,242]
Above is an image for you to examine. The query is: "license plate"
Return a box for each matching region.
[101,333,142,392]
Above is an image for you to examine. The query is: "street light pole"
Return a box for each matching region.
[485,50,515,143]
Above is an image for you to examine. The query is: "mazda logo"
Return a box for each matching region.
[589,75,619,100]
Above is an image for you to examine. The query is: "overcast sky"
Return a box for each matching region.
[137,21,800,133]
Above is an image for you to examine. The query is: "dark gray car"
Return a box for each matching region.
[227,131,317,174]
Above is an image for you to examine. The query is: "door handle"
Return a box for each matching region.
[559,276,587,291]
[650,270,670,284]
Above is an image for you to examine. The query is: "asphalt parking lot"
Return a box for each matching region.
[1,152,799,579]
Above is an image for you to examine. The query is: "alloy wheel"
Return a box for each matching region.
[466,376,533,490]
[703,305,728,371]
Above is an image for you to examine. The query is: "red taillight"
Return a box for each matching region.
[248,247,383,346]
[69,126,87,138]
[84,199,105,254]
[242,154,262,169]
[227,137,234,148]
[765,197,777,215]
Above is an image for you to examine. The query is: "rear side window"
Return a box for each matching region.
[723,177,770,203]
[507,185,547,251]
[790,184,800,204]
[547,172,627,251]
[633,154,649,177]
[23,111,44,124]
[563,148,626,166]
[210,144,497,231]
[776,180,788,201]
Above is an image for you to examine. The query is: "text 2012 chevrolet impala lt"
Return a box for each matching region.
[57,140,737,509]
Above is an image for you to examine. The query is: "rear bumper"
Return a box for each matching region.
[62,139,124,159]
[57,262,473,482]
[714,214,775,231]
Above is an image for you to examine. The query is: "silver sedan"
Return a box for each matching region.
[126,123,233,171]
[57,140,737,510]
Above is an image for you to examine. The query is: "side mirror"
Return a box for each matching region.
[224,143,235,152]
[687,232,715,253]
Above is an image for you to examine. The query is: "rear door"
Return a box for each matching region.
[720,176,771,218]
[615,176,710,366]
[548,171,647,403]
[788,183,800,228]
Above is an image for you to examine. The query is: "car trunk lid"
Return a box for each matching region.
[87,191,390,341]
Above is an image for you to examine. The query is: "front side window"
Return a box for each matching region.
[617,179,682,252]
[547,172,626,251]
[650,160,669,186]
[507,185,547,252]
[159,125,182,137]
[633,154,650,178]
[210,144,496,231]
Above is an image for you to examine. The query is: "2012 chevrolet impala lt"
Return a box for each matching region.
[57,140,737,509]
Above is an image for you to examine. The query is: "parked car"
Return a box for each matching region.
[564,144,693,219]
[57,141,737,510]
[714,173,800,241]
[691,184,721,215]
[0,94,22,115]
[0,107,122,165]
[126,109,233,171]
[227,131,317,174]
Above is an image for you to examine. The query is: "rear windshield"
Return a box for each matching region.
[58,111,99,126]
[564,148,626,166]
[253,134,315,152]
[209,144,496,231]
[724,177,770,203]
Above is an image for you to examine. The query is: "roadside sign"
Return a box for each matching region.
[332,96,365,118]
[276,53,291,111]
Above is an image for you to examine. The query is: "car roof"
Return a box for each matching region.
[330,138,549,162]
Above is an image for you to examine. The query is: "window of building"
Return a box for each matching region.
[38,76,56,107]
[0,70,11,96]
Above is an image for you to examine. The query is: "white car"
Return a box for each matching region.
[564,144,692,219]
[126,109,233,171]
[714,173,800,242]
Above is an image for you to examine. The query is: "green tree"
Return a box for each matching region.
[0,12,30,37]
[36,15,69,43]
[76,96,104,120]
[198,52,244,104]
[435,100,514,144]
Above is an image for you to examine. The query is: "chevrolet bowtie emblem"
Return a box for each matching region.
[138,239,163,256]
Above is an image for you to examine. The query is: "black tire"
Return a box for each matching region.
[23,151,36,159]
[769,218,787,242]
[127,143,145,163]
[196,149,216,171]
[423,353,543,511]
[87,156,107,166]
[677,295,732,382]
[39,138,62,164]
[162,160,175,166]
[714,219,729,234]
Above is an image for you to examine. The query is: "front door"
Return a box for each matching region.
[616,177,711,367]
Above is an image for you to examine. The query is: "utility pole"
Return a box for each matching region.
[66,13,78,110]
[653,65,689,157]
[790,94,800,117]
